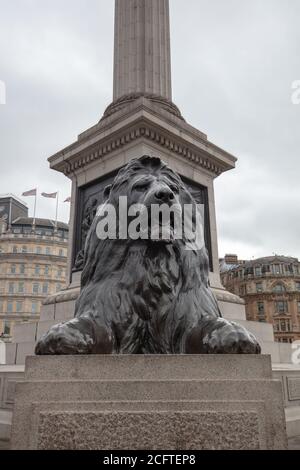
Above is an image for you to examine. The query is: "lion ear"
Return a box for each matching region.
[104,185,112,199]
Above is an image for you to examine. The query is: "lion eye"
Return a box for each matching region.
[134,182,150,191]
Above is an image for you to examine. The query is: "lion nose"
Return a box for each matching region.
[155,188,175,203]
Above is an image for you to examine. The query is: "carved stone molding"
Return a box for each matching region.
[102,93,184,121]
[63,125,224,177]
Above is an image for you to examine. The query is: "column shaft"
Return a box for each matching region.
[113,0,172,101]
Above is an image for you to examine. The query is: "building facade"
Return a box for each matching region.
[220,254,300,343]
[0,198,69,339]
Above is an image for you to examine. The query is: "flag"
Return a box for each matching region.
[22,189,37,197]
[64,197,71,203]
[41,192,58,199]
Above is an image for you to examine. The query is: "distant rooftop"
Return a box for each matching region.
[12,217,69,231]
[0,194,28,207]
[220,254,299,273]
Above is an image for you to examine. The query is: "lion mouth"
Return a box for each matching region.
[147,212,176,244]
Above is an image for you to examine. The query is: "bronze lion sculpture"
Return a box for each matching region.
[36,156,261,355]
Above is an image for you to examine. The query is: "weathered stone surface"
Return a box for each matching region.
[273,365,300,407]
[54,301,75,322]
[4,343,17,365]
[24,354,272,381]
[0,410,12,440]
[37,411,260,451]
[287,378,300,401]
[39,304,55,322]
[13,322,38,344]
[15,342,35,365]
[11,355,288,450]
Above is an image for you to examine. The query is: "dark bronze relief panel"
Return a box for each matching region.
[72,171,118,271]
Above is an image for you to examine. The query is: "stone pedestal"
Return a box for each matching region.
[11,355,287,450]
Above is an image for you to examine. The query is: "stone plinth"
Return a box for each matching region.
[11,355,287,450]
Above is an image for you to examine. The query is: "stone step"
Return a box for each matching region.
[286,407,300,438]
[24,354,273,381]
[16,378,282,405]
[0,410,12,440]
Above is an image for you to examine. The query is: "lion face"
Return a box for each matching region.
[102,156,201,245]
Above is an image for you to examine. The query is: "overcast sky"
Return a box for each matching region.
[0,0,299,260]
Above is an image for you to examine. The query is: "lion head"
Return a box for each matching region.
[81,156,209,290]
[98,156,203,246]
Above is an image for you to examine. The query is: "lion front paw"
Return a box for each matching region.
[35,320,94,355]
[186,318,261,354]
[203,319,261,354]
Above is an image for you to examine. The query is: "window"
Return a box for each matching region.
[20,264,25,274]
[296,282,300,291]
[255,266,262,276]
[257,302,264,314]
[12,246,18,253]
[4,321,11,336]
[45,247,51,255]
[18,282,24,294]
[16,301,23,313]
[44,265,50,275]
[36,246,42,255]
[21,246,27,253]
[0,301,3,313]
[275,301,288,314]
[8,282,14,294]
[256,283,263,293]
[273,264,281,275]
[273,283,286,293]
[10,264,16,274]
[42,283,49,295]
[32,283,39,294]
[35,265,41,275]
[280,321,286,332]
[59,249,63,257]
[57,268,63,278]
[7,302,13,313]
[31,302,38,314]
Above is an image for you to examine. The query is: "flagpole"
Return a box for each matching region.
[33,190,37,229]
[55,192,59,230]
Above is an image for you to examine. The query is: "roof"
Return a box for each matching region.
[0,194,28,207]
[244,256,299,266]
[11,217,69,231]
[221,255,299,273]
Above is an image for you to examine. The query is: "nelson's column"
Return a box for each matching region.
[10,0,288,451]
